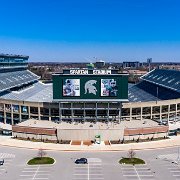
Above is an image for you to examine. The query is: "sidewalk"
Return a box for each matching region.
[0,136,180,151]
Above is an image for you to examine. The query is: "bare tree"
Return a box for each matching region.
[38,148,47,159]
[128,149,136,159]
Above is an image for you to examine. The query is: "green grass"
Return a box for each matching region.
[119,158,145,165]
[27,157,55,165]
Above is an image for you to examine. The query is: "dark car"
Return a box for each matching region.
[75,158,88,164]
[169,130,177,136]
[0,159,4,166]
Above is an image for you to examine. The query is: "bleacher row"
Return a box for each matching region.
[0,82,52,102]
[129,81,180,102]
[129,69,180,102]
[28,83,52,102]
[141,69,180,93]
[0,70,39,92]
[137,81,180,99]
[128,83,158,102]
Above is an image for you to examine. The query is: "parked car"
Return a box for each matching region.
[0,159,4,166]
[75,158,88,164]
[158,121,168,125]
[169,130,177,136]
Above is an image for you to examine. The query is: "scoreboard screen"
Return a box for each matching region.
[53,70,128,102]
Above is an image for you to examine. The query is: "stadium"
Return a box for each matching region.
[0,54,179,143]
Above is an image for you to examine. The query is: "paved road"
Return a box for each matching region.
[1,145,180,180]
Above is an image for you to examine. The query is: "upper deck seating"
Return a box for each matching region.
[0,70,39,92]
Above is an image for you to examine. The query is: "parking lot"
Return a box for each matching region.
[158,153,180,164]
[0,153,15,175]
[2,145,180,180]
[120,164,155,180]
[157,152,180,179]
[19,165,54,180]
[73,158,103,180]
[166,163,180,179]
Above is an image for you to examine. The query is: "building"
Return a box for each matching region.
[0,54,179,141]
[95,60,105,68]
[0,53,29,69]
[123,61,141,68]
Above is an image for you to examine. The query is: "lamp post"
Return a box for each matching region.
[156,87,159,102]
[177,147,180,164]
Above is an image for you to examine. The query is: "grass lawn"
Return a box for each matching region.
[27,157,55,165]
[119,158,145,165]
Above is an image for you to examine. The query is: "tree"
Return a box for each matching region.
[38,148,47,159]
[128,149,136,159]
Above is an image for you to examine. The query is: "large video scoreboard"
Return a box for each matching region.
[53,69,128,102]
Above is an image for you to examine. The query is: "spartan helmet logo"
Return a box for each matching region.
[84,80,97,95]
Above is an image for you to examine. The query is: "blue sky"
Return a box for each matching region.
[0,0,180,62]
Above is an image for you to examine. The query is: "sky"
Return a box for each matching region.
[0,0,180,62]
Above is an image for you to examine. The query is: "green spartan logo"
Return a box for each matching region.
[84,80,97,95]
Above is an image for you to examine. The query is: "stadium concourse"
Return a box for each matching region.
[0,54,179,142]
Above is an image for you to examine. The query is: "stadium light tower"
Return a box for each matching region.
[147,58,152,72]
[156,86,159,104]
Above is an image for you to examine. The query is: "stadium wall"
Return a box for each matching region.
[12,123,168,141]
[0,98,180,125]
[57,129,124,141]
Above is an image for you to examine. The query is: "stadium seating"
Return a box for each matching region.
[0,82,52,102]
[0,67,179,103]
[128,69,180,102]
[141,69,180,93]
[128,83,158,102]
[128,80,180,102]
[0,70,39,92]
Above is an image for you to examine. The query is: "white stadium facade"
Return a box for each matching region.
[0,54,180,142]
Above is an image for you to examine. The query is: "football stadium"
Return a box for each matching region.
[0,54,180,143]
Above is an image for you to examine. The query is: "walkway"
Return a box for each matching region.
[1,136,180,151]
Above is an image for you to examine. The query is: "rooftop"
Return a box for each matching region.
[0,53,29,59]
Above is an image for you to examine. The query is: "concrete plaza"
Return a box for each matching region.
[0,134,180,151]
